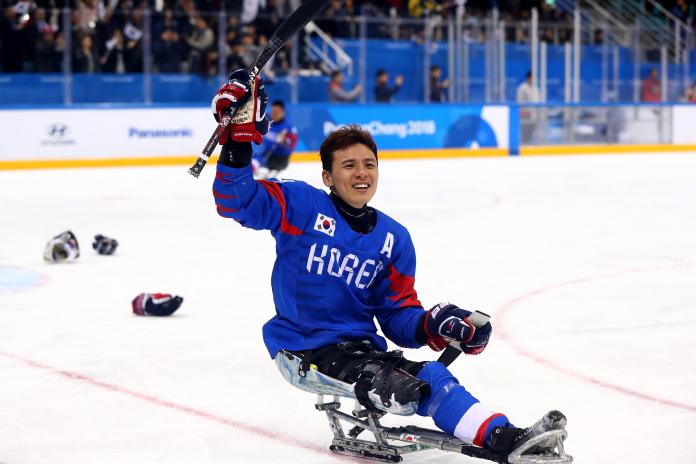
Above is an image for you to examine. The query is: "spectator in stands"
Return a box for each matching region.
[123,10,144,72]
[204,48,218,77]
[33,8,54,37]
[241,0,265,24]
[52,31,67,70]
[239,31,261,68]
[1,4,31,72]
[94,7,116,57]
[154,8,181,39]
[226,14,241,36]
[256,0,283,39]
[73,33,99,73]
[593,29,605,45]
[686,81,696,103]
[429,64,449,102]
[671,0,689,22]
[516,71,540,144]
[227,43,247,74]
[76,0,98,35]
[642,68,661,103]
[407,0,437,18]
[99,28,127,73]
[328,69,362,102]
[374,69,403,102]
[153,26,184,73]
[315,0,350,38]
[272,41,292,76]
[34,28,61,72]
[184,16,214,73]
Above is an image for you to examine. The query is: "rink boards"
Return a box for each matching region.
[1,104,696,170]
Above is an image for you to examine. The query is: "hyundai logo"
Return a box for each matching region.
[46,124,70,138]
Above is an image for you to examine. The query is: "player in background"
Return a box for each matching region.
[252,100,298,179]
[210,69,570,461]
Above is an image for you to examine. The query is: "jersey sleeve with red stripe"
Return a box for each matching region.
[373,227,425,349]
[213,162,312,235]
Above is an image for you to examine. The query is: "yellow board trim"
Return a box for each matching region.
[2,145,694,171]
[0,156,208,171]
[520,144,696,155]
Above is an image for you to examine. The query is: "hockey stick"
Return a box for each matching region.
[438,310,490,367]
[188,0,332,178]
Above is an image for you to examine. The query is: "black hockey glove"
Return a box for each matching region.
[132,293,183,317]
[219,140,253,168]
[92,234,118,255]
[421,302,492,355]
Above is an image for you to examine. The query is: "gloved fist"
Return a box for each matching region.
[132,293,183,317]
[92,234,118,255]
[423,302,492,355]
[211,69,270,145]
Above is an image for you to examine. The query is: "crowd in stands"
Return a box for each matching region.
[1,0,695,82]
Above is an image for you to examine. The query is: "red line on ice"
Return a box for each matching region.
[494,261,696,413]
[0,351,361,461]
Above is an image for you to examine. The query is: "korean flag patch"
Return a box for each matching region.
[314,213,336,237]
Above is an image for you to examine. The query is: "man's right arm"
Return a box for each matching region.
[213,142,305,236]
[213,142,279,231]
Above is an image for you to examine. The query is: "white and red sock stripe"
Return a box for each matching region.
[452,402,504,446]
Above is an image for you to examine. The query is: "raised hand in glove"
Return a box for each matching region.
[211,69,270,145]
[421,302,492,355]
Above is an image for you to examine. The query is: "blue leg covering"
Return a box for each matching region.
[416,361,510,442]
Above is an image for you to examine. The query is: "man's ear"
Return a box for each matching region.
[322,170,333,188]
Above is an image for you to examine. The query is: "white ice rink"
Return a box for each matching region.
[1,152,695,464]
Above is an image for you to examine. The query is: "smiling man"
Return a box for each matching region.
[210,70,570,462]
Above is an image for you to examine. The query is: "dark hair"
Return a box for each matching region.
[330,70,342,80]
[430,64,441,72]
[271,100,285,109]
[320,125,378,172]
[525,70,532,79]
[376,69,387,78]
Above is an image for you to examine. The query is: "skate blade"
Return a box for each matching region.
[508,429,573,464]
[330,438,403,463]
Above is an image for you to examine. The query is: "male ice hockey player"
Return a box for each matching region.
[210,70,570,462]
[251,100,298,179]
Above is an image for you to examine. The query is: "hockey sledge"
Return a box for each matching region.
[276,350,573,463]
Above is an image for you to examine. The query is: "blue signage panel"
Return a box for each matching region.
[288,104,507,152]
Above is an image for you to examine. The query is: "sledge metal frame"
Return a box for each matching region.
[315,394,509,463]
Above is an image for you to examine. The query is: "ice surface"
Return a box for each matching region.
[1,152,695,463]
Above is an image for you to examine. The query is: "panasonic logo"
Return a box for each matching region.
[128,128,194,138]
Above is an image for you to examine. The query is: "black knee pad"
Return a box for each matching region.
[353,357,430,411]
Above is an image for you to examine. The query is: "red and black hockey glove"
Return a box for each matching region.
[422,302,492,355]
[211,69,270,145]
[132,293,183,317]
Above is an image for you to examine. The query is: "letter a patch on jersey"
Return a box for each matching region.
[314,213,336,237]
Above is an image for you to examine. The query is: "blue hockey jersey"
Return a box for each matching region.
[253,117,298,160]
[213,163,425,358]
